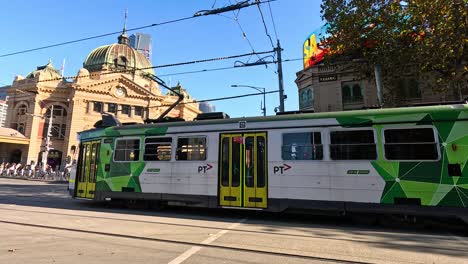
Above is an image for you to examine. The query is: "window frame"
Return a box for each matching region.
[143,136,173,162]
[281,131,323,161]
[93,102,103,113]
[382,126,440,162]
[113,137,141,163]
[341,81,364,104]
[108,103,117,114]
[134,106,144,117]
[329,128,378,161]
[121,105,131,116]
[175,136,207,161]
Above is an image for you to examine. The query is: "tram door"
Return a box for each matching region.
[219,133,267,208]
[76,141,100,199]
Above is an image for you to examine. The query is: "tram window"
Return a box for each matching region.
[176,137,206,161]
[114,139,140,161]
[257,136,266,188]
[231,139,240,187]
[221,137,230,186]
[144,137,172,161]
[384,128,438,160]
[330,130,377,160]
[282,132,323,160]
[245,137,254,187]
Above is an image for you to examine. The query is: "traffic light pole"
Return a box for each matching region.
[276,39,285,113]
[41,104,54,170]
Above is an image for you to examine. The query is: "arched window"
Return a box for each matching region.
[114,56,128,69]
[299,87,314,109]
[11,102,28,135]
[45,105,67,117]
[342,81,363,104]
[352,84,363,99]
[17,123,25,134]
[43,104,68,139]
[306,89,313,107]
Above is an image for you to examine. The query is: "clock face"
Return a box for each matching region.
[115,87,126,97]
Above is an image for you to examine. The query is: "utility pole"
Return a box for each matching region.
[276,39,285,113]
[42,105,54,170]
[374,64,384,107]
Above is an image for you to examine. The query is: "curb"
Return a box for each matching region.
[0,176,68,184]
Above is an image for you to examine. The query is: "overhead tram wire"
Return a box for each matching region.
[31,55,302,83]
[33,49,276,84]
[267,0,279,41]
[154,90,280,108]
[158,57,304,77]
[0,16,196,58]
[256,3,275,50]
[219,0,275,72]
[0,0,275,58]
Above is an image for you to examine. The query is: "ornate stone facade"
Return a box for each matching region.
[3,32,199,167]
[296,62,468,112]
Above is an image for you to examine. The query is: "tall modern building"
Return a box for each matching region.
[129,33,152,61]
[0,86,8,100]
[0,100,7,127]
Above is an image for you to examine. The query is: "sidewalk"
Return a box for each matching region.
[0,175,68,184]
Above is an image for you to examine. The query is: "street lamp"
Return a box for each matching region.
[231,85,266,116]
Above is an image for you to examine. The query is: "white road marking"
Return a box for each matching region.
[168,218,247,264]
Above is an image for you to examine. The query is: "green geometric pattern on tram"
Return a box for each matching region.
[106,162,144,192]
[336,116,372,127]
[369,110,468,208]
[401,159,453,185]
[380,181,407,203]
[430,111,460,142]
[438,188,468,207]
[145,127,168,136]
[96,180,112,192]
[399,180,439,205]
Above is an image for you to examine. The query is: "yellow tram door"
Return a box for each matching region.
[76,142,90,198]
[219,134,242,207]
[243,133,267,208]
[85,141,100,198]
[219,133,267,209]
[76,141,100,199]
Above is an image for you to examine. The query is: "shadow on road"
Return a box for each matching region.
[1,178,467,259]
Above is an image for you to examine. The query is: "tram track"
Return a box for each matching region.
[0,219,374,264]
[0,206,465,255]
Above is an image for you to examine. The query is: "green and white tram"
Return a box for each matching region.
[69,103,468,221]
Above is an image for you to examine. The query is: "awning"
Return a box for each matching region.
[0,135,29,145]
[0,127,30,145]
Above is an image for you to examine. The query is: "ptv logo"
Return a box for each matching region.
[198,164,213,173]
[273,164,292,174]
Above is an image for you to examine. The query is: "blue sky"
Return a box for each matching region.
[0,0,324,117]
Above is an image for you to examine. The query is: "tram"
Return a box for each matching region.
[69,103,468,221]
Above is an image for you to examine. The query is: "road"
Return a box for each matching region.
[0,178,467,264]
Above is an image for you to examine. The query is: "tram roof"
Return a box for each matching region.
[78,103,468,140]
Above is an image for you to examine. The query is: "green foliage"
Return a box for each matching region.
[321,0,467,100]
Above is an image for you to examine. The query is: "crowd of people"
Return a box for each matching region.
[0,161,71,181]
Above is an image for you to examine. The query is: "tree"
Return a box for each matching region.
[320,0,467,103]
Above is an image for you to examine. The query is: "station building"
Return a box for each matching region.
[2,30,200,167]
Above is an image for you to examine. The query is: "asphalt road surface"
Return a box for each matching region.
[0,178,467,264]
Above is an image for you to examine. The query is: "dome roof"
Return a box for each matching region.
[83,41,154,75]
